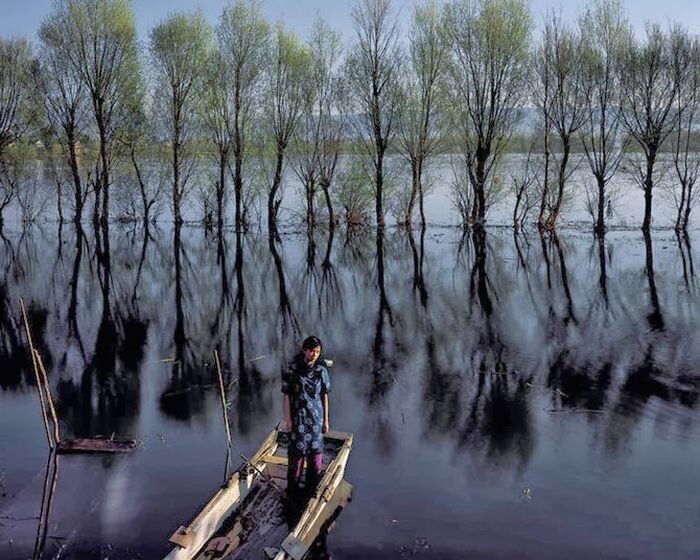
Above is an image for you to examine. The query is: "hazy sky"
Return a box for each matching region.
[1,0,698,44]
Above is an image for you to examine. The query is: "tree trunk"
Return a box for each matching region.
[68,132,83,225]
[57,178,64,224]
[173,129,182,225]
[306,178,316,230]
[539,130,551,229]
[406,159,419,227]
[376,149,384,228]
[96,98,110,227]
[470,180,479,224]
[675,180,687,231]
[595,175,606,236]
[92,185,101,227]
[683,183,693,230]
[321,179,334,229]
[417,159,426,229]
[642,150,656,232]
[513,187,522,232]
[234,155,243,231]
[475,147,488,225]
[268,147,284,235]
[233,76,244,232]
[682,229,694,277]
[548,136,570,230]
[217,150,226,230]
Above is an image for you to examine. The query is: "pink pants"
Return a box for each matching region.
[288,452,324,489]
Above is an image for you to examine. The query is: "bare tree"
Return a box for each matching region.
[17,160,50,225]
[511,141,540,232]
[532,27,553,231]
[578,0,631,236]
[672,33,700,231]
[262,24,311,235]
[218,0,269,231]
[335,156,375,226]
[345,0,402,228]
[53,0,139,227]
[397,0,450,228]
[0,38,35,228]
[202,51,233,232]
[291,18,345,231]
[620,23,685,232]
[39,14,89,225]
[150,10,211,226]
[119,81,164,225]
[312,23,345,231]
[446,0,532,227]
[534,13,587,231]
[449,153,473,227]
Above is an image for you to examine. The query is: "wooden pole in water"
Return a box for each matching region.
[34,350,61,445]
[214,350,232,449]
[19,298,54,451]
[33,450,59,560]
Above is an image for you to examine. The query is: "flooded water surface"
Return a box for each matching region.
[0,222,699,559]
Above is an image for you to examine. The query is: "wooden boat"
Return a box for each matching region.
[164,423,353,560]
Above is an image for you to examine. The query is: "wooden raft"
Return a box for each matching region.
[164,424,353,560]
[57,437,138,454]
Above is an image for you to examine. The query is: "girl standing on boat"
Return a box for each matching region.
[282,336,331,499]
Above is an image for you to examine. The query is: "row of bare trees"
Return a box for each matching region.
[0,0,699,235]
[533,0,700,234]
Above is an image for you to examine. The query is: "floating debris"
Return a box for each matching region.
[400,536,431,557]
[415,536,430,550]
[544,406,605,414]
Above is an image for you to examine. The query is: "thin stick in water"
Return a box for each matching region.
[34,350,61,445]
[214,350,232,449]
[19,298,54,450]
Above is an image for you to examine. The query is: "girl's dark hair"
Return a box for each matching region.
[302,336,322,350]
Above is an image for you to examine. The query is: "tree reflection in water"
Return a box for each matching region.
[0,223,698,558]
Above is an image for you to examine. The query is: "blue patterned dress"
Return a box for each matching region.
[281,355,331,456]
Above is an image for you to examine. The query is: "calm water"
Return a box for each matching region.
[0,221,698,559]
